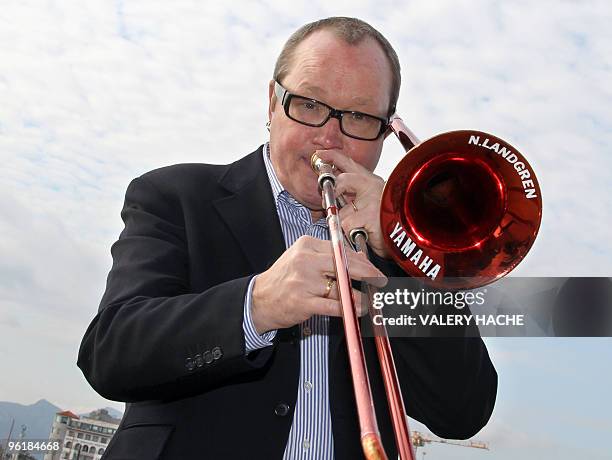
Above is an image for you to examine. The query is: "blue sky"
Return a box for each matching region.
[0,1,610,459]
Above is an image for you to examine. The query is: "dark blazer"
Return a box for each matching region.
[77,146,497,460]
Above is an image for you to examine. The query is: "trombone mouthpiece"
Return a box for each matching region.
[310,153,336,174]
[311,153,337,188]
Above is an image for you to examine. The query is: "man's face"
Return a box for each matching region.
[268,30,393,212]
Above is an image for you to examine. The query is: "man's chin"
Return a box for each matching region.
[302,199,324,213]
[293,191,325,215]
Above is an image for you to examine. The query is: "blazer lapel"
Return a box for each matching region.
[212,146,286,274]
[213,146,350,360]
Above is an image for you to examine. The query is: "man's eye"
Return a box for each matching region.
[302,101,317,110]
[351,112,365,121]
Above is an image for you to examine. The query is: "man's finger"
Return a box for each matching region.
[312,298,343,318]
[345,250,386,278]
[310,293,366,318]
[315,149,368,175]
[353,288,369,317]
[334,172,369,197]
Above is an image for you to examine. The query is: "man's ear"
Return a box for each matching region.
[268,79,276,121]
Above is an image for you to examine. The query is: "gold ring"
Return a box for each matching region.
[323,277,336,299]
[351,200,358,212]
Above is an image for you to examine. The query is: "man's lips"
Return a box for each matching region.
[301,156,315,173]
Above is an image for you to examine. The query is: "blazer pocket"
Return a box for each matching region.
[101,423,174,460]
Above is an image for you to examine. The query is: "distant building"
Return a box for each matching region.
[43,409,120,460]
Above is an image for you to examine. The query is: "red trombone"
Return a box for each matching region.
[311,114,542,459]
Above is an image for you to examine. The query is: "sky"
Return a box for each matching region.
[0,1,610,459]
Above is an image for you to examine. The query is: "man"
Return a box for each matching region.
[78,17,497,460]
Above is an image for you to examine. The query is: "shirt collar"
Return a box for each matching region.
[262,142,284,202]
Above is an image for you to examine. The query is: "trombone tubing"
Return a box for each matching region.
[352,235,415,460]
[318,173,388,460]
[313,153,416,459]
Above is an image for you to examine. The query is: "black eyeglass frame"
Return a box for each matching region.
[274,80,389,141]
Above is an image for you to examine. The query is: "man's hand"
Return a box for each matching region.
[315,149,389,259]
[251,235,387,334]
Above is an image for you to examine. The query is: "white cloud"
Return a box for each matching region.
[0,2,610,457]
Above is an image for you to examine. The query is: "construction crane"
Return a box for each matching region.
[411,431,489,458]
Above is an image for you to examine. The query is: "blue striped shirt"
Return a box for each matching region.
[242,143,334,460]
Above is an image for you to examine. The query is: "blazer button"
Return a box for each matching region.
[185,358,195,371]
[212,346,223,360]
[194,354,204,368]
[203,351,214,364]
[274,403,290,417]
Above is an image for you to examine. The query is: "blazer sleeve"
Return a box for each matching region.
[368,250,498,439]
[77,176,274,403]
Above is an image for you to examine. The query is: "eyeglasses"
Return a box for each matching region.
[274,80,389,141]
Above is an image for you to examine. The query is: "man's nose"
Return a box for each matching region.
[313,116,344,150]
